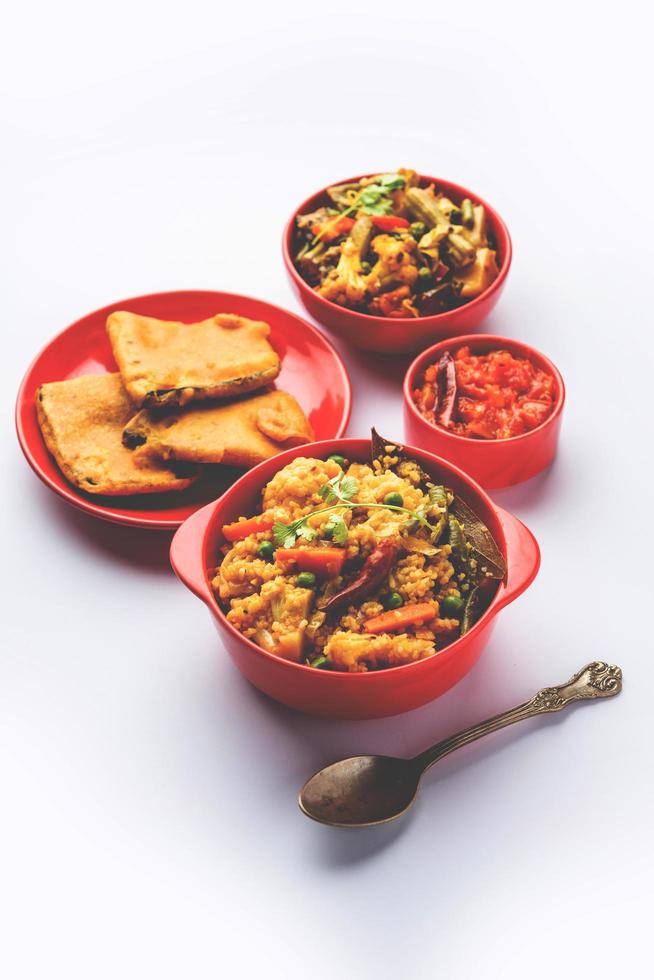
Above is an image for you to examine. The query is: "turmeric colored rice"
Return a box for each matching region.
[212,452,495,673]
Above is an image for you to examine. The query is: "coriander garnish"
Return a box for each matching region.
[310,174,406,244]
[272,470,444,549]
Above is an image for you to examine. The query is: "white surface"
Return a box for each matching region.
[2,3,652,977]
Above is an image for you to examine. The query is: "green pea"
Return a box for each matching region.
[256,540,275,562]
[383,592,404,611]
[383,491,404,508]
[360,261,372,274]
[410,220,426,240]
[440,594,464,617]
[328,453,347,469]
[297,571,317,589]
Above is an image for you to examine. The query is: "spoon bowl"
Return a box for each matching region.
[299,756,422,828]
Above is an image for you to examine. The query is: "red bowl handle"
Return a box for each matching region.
[493,506,541,610]
[169,501,216,604]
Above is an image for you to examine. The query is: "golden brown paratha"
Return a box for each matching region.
[36,374,200,495]
[123,389,314,468]
[106,311,281,408]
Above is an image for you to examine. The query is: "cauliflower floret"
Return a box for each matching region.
[261,456,341,518]
[324,630,435,672]
[317,216,373,308]
[368,234,419,291]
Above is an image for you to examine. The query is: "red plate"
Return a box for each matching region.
[15,290,352,530]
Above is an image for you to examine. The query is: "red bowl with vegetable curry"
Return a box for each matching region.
[282,171,512,355]
[170,437,540,719]
[404,335,565,490]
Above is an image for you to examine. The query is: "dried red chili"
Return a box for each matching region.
[321,539,396,614]
[412,346,556,440]
[435,352,457,427]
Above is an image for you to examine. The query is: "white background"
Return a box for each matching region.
[2,2,652,977]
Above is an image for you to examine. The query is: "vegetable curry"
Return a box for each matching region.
[293,170,500,318]
[213,431,506,672]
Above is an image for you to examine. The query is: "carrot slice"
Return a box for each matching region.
[275,547,346,577]
[364,603,437,634]
[222,516,274,542]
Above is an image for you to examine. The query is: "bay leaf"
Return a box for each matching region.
[450,496,506,580]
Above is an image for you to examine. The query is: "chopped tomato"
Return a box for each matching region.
[222,515,274,542]
[275,547,346,577]
[370,215,410,231]
[412,347,556,440]
[311,216,356,242]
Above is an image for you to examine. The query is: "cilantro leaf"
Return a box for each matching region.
[318,474,341,504]
[378,174,406,191]
[326,514,348,544]
[273,521,298,548]
[339,475,358,500]
[356,176,404,216]
[357,186,395,216]
[296,524,317,543]
[318,472,358,504]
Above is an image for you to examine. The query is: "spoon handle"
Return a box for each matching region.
[413,661,622,772]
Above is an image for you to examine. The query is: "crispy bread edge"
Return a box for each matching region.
[36,383,201,496]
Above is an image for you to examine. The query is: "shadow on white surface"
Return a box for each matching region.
[491,454,563,516]
[32,478,174,575]
[305,813,412,864]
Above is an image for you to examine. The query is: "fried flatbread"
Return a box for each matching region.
[123,389,314,468]
[106,311,281,409]
[36,373,201,495]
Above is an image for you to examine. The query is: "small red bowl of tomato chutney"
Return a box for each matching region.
[403,335,565,489]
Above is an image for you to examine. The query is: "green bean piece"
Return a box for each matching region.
[310,655,328,669]
[350,215,374,254]
[448,516,469,573]
[427,485,450,544]
[406,187,451,232]
[461,586,480,635]
[447,232,476,267]
[461,198,475,229]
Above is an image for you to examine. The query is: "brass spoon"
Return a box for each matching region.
[299,661,622,828]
